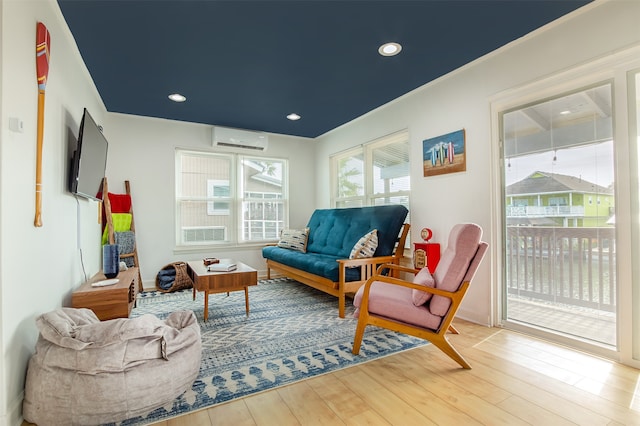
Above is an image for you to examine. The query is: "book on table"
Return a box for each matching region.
[207,262,237,272]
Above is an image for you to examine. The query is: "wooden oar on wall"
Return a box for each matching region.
[34,22,51,227]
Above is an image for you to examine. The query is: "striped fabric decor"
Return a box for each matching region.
[101,213,132,245]
[277,227,310,253]
[115,231,136,267]
[350,229,378,259]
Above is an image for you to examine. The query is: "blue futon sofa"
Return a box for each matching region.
[262,205,410,317]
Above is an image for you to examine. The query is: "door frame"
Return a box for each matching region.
[489,45,640,367]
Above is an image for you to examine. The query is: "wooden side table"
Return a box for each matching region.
[187,260,257,321]
[71,267,139,320]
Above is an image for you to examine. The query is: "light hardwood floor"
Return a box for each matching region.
[22,319,640,425]
[148,320,640,426]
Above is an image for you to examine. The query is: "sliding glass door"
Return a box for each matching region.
[631,70,640,361]
[501,83,617,347]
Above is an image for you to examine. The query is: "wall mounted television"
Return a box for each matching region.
[69,108,108,201]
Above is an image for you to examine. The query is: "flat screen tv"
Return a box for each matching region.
[69,108,108,201]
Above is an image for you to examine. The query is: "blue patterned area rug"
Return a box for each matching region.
[120,278,426,425]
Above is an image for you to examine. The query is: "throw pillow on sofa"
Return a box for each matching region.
[277,228,310,253]
[350,229,378,259]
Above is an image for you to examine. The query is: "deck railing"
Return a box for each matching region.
[505,226,616,312]
[506,205,585,217]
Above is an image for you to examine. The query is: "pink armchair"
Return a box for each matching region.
[352,223,488,369]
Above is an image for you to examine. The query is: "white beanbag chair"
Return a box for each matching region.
[23,307,201,425]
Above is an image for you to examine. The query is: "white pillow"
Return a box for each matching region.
[350,229,378,259]
[277,228,310,253]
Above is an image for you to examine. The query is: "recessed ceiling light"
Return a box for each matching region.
[287,113,301,121]
[378,42,402,57]
[168,93,186,102]
[560,110,571,115]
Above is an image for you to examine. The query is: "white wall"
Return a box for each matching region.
[104,113,316,286]
[1,0,639,424]
[314,0,640,326]
[0,0,107,424]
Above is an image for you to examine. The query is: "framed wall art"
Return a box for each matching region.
[422,129,466,177]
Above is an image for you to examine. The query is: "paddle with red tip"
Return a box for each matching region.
[34,22,51,227]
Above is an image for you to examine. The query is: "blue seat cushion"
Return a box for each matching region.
[262,246,362,282]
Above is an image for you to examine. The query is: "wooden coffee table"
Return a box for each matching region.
[186,260,258,321]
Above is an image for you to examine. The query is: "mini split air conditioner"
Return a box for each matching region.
[212,126,268,151]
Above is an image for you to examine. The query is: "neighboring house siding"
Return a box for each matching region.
[506,172,614,227]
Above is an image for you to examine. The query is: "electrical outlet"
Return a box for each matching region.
[9,117,24,133]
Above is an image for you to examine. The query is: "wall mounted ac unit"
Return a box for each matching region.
[212,126,268,151]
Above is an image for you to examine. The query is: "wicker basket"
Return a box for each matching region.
[156,261,194,293]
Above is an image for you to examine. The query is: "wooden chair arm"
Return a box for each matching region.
[336,255,395,267]
[337,255,406,283]
[362,273,466,301]
[374,263,419,275]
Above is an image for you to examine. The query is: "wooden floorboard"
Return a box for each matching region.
[22,319,640,425]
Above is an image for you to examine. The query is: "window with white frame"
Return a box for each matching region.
[331,130,411,213]
[176,150,288,247]
[240,158,287,241]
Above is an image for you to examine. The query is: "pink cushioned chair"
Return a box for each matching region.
[352,223,488,369]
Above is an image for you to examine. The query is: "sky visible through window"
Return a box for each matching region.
[505,140,613,187]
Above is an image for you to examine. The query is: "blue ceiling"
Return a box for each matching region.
[56,1,591,138]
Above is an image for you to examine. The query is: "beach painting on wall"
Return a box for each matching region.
[422,129,466,177]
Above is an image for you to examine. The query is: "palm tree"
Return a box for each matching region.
[338,158,363,197]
